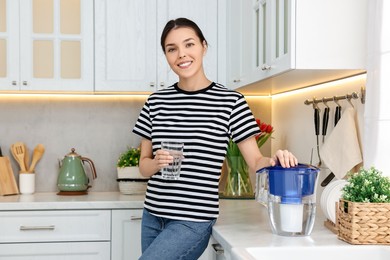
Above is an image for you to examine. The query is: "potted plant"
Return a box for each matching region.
[116,147,147,179]
[337,166,390,244]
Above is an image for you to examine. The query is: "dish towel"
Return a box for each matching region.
[320,107,362,179]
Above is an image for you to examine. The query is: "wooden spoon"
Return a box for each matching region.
[23,143,30,172]
[28,144,45,173]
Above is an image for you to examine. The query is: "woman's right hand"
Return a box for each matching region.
[154,149,173,169]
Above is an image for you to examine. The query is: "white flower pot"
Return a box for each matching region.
[116,167,149,195]
[117,167,148,179]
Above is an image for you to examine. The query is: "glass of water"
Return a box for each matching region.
[161,141,184,180]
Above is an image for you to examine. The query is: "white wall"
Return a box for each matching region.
[271,75,366,217]
[363,0,390,176]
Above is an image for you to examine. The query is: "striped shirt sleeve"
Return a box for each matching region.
[132,99,152,140]
[229,94,260,143]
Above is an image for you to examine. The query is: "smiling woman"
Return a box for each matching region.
[131,17,298,260]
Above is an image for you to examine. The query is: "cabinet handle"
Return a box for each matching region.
[149,82,155,88]
[12,81,17,86]
[261,65,271,71]
[233,79,241,83]
[212,244,224,255]
[130,216,142,221]
[160,82,165,88]
[22,81,28,86]
[20,225,55,231]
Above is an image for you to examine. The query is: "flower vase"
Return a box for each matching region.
[222,156,254,199]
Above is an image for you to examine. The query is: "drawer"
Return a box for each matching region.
[0,242,110,259]
[0,210,110,243]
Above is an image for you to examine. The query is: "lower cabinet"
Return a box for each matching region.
[111,209,143,260]
[0,242,110,259]
[0,208,219,260]
[0,209,143,260]
[199,235,226,260]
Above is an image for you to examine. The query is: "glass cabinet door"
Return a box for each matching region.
[255,0,291,74]
[0,0,20,90]
[19,0,93,92]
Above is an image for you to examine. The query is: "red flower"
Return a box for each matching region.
[254,119,273,145]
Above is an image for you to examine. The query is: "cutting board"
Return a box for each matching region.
[0,156,19,195]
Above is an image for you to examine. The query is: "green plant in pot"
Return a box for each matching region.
[338,166,390,245]
[117,147,147,179]
[341,166,390,203]
[117,147,141,168]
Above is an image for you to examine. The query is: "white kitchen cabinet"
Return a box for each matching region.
[0,242,110,260]
[111,209,143,260]
[0,0,94,92]
[0,210,111,259]
[155,0,220,90]
[94,0,223,92]
[227,0,367,94]
[198,235,226,260]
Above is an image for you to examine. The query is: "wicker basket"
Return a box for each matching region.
[337,199,390,244]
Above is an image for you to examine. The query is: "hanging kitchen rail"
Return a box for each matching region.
[303,86,365,106]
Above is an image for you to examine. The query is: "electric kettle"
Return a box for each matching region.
[256,164,319,236]
[57,148,97,193]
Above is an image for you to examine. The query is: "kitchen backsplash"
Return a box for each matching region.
[0,93,271,192]
[0,75,365,194]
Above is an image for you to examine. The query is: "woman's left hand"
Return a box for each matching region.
[270,150,298,168]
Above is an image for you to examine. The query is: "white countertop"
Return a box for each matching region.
[213,199,343,249]
[0,192,145,210]
[213,199,387,260]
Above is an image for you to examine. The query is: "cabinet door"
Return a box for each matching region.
[111,209,143,260]
[0,0,19,90]
[19,0,94,92]
[95,0,157,92]
[266,0,291,75]
[0,242,110,260]
[156,0,219,89]
[228,0,291,89]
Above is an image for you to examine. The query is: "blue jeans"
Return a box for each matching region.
[139,208,216,260]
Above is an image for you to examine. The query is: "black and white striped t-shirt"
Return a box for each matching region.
[132,82,260,222]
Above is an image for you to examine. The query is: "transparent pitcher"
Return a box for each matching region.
[256,164,319,236]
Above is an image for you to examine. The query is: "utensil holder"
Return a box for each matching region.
[19,173,35,194]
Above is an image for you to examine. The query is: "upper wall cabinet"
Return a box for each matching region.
[0,0,94,92]
[94,0,224,93]
[227,0,368,95]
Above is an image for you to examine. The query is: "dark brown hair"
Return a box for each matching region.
[160,18,208,53]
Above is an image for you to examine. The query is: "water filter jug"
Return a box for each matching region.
[256,164,319,236]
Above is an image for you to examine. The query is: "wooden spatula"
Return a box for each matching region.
[11,142,27,172]
[13,142,27,172]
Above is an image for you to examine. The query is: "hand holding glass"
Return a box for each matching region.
[161,142,184,180]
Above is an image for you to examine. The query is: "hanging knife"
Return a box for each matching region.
[322,106,330,143]
[314,105,322,166]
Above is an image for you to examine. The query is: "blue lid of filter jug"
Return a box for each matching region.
[257,163,319,204]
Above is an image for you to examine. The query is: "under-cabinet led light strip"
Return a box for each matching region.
[271,74,367,99]
[0,73,366,100]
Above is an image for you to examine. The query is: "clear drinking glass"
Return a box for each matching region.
[161,142,184,180]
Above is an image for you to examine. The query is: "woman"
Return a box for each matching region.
[133,18,298,259]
